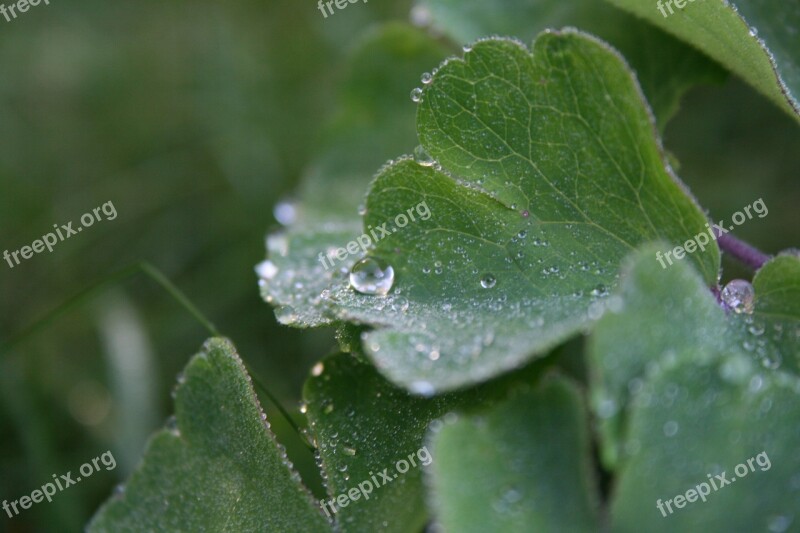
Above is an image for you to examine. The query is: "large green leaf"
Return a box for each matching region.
[608,0,800,122]
[257,24,451,327]
[587,246,800,530]
[88,338,329,532]
[425,377,599,532]
[322,32,717,393]
[414,0,727,130]
[590,248,800,469]
[302,351,547,532]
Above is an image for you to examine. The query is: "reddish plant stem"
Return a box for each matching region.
[716,232,771,271]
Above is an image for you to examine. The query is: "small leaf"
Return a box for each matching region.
[425,377,599,532]
[88,338,329,532]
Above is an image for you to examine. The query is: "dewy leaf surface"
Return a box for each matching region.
[586,246,800,530]
[326,32,718,393]
[303,351,545,532]
[88,338,329,533]
[608,0,800,122]
[414,0,727,130]
[258,24,450,327]
[425,377,599,532]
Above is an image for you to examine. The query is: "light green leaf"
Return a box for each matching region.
[607,0,800,122]
[88,338,329,533]
[302,352,547,532]
[586,246,800,530]
[610,354,800,532]
[588,242,727,467]
[425,377,599,532]
[258,24,450,327]
[324,32,717,393]
[414,0,727,130]
[741,254,800,375]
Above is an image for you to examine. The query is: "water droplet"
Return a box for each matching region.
[113,484,126,498]
[521,210,529,218]
[462,43,472,52]
[254,260,278,281]
[349,257,395,296]
[768,515,792,532]
[663,420,679,437]
[413,145,435,166]
[273,200,297,226]
[761,350,783,370]
[410,87,423,103]
[590,284,608,297]
[480,273,497,289]
[311,362,324,377]
[343,445,357,456]
[166,416,180,436]
[721,279,755,314]
[410,380,435,397]
[420,72,432,85]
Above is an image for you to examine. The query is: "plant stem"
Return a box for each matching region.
[716,233,771,271]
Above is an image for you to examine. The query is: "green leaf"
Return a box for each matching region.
[88,338,329,533]
[607,0,800,122]
[258,24,451,327]
[302,351,547,532]
[610,355,800,532]
[425,377,599,532]
[324,32,717,393]
[742,254,800,375]
[414,0,727,130]
[586,246,800,530]
[588,241,727,467]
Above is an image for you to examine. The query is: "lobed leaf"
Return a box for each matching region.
[414,0,727,130]
[88,338,329,532]
[325,32,717,393]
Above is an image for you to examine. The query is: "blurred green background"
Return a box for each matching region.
[0,0,797,531]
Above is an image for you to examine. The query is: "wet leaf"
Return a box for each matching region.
[325,32,717,393]
[608,0,800,122]
[88,338,329,532]
[258,25,450,327]
[425,377,599,532]
[302,351,546,532]
[587,246,800,530]
[414,0,727,130]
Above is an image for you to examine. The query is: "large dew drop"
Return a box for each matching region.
[721,279,755,314]
[349,257,395,296]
